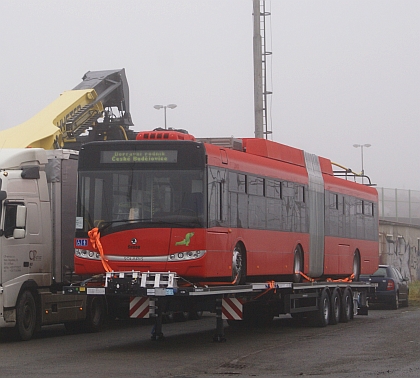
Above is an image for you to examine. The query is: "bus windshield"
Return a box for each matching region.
[78,169,205,233]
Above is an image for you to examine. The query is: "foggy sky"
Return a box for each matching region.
[0,1,419,190]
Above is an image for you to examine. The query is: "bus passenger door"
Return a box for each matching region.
[207,167,230,278]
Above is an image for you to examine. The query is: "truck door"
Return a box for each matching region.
[1,202,30,283]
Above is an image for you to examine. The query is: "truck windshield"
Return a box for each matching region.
[77,169,205,233]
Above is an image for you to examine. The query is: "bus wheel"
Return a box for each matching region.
[16,290,37,341]
[232,244,246,285]
[293,246,303,283]
[329,288,341,325]
[353,251,361,281]
[340,287,353,323]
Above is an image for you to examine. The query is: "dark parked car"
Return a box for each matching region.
[360,265,409,309]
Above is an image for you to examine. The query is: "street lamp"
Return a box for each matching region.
[353,143,371,183]
[154,104,177,129]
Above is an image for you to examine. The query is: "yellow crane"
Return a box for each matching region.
[0,69,134,150]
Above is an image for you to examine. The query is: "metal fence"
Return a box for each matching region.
[378,187,420,226]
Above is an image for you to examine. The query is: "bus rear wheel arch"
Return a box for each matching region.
[293,245,304,283]
[353,250,361,281]
[232,243,246,285]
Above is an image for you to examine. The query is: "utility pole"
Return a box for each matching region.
[253,0,272,139]
[253,0,264,139]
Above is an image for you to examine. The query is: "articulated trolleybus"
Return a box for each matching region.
[74,129,379,284]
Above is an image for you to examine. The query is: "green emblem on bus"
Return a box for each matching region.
[175,232,194,246]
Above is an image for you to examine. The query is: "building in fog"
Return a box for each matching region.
[378,188,420,281]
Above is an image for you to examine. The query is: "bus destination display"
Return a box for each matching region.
[101,150,178,164]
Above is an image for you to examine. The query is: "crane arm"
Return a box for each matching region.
[0,69,134,150]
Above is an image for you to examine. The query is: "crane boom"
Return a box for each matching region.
[0,69,134,150]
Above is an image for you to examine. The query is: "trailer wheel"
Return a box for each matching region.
[232,244,246,285]
[292,246,304,283]
[329,288,341,325]
[340,287,353,323]
[16,290,37,341]
[83,296,106,333]
[312,288,330,327]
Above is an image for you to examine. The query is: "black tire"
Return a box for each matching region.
[232,244,246,285]
[293,246,303,283]
[83,296,106,333]
[353,252,361,281]
[312,288,330,327]
[340,287,353,323]
[391,292,399,310]
[329,288,341,325]
[15,290,37,341]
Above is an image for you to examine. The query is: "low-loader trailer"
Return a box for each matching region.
[66,270,374,342]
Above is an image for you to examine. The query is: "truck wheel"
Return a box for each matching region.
[340,287,353,323]
[232,244,246,285]
[312,288,330,327]
[329,288,341,325]
[83,296,106,333]
[16,290,37,341]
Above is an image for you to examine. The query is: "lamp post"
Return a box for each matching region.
[353,143,371,183]
[154,104,177,129]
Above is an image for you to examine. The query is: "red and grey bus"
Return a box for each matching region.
[74,129,379,284]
